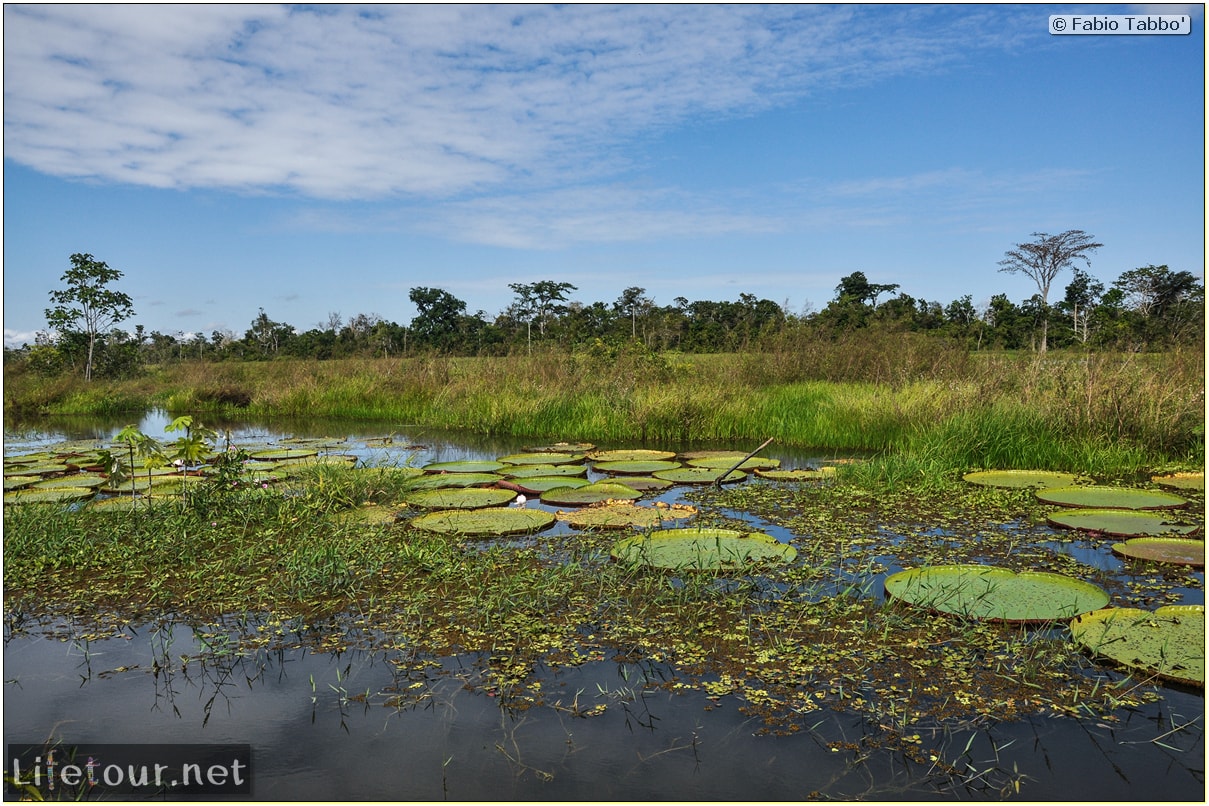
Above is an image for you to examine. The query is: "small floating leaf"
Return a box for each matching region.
[1047,508,1202,537]
[611,527,796,571]
[411,507,555,536]
[963,469,1083,488]
[1035,485,1188,510]
[884,565,1109,623]
[1111,537,1205,567]
[1070,605,1204,687]
[404,487,517,510]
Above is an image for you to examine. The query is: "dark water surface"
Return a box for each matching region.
[3,411,1204,800]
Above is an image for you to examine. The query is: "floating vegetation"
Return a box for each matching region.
[608,476,674,492]
[653,467,747,485]
[592,459,682,475]
[685,455,780,470]
[402,472,502,491]
[4,486,96,505]
[250,448,319,460]
[497,451,584,465]
[1046,508,1202,537]
[962,469,1083,488]
[1070,605,1205,687]
[403,487,517,510]
[32,474,107,490]
[1035,485,1189,510]
[421,460,506,474]
[610,527,796,570]
[884,565,1110,623]
[556,500,697,530]
[502,463,588,479]
[586,449,676,463]
[1110,537,1205,567]
[410,507,555,536]
[754,467,835,481]
[540,482,643,506]
[498,476,589,495]
[1152,472,1205,490]
[524,441,595,454]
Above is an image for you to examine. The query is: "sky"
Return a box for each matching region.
[2,3,1204,347]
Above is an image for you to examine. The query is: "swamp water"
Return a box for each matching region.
[2,411,1204,800]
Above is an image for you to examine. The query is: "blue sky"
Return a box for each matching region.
[3,3,1204,347]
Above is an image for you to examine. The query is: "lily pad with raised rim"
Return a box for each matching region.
[609,476,675,492]
[524,441,595,453]
[4,486,97,505]
[1110,537,1205,567]
[1070,605,1204,687]
[557,501,697,530]
[540,482,643,506]
[411,507,555,537]
[686,456,781,471]
[884,565,1110,623]
[501,476,590,495]
[404,487,517,510]
[653,467,747,485]
[32,474,108,490]
[402,472,503,491]
[593,459,682,475]
[1035,485,1189,510]
[503,463,588,479]
[754,467,836,481]
[250,448,319,461]
[3,463,71,477]
[586,449,677,463]
[610,528,797,571]
[497,452,584,466]
[1046,508,1202,537]
[963,469,1083,488]
[1151,472,1205,491]
[422,460,507,474]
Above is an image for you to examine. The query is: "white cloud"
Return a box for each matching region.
[3,4,1035,201]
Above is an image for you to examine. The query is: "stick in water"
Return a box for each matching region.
[715,437,775,488]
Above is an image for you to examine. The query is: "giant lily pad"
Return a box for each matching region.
[1070,605,1204,687]
[609,476,675,492]
[402,472,502,491]
[557,501,697,530]
[1047,508,1202,537]
[686,455,780,471]
[963,469,1083,488]
[1110,537,1205,567]
[404,487,516,510]
[501,476,590,495]
[1035,485,1188,510]
[250,448,318,461]
[754,467,835,481]
[884,565,1109,623]
[1151,472,1205,491]
[497,452,584,466]
[503,463,588,479]
[540,482,643,506]
[4,486,96,505]
[653,467,747,485]
[593,460,682,475]
[411,507,555,537]
[32,474,108,490]
[3,463,71,477]
[422,460,506,474]
[611,528,796,571]
[587,449,676,463]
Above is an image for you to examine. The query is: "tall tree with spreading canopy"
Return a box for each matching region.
[998,230,1102,352]
[45,253,136,381]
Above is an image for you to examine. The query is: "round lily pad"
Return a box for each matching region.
[503,463,588,479]
[502,476,590,495]
[3,463,71,477]
[963,469,1082,488]
[609,476,674,492]
[1046,508,1202,537]
[32,474,108,490]
[653,467,747,485]
[1035,485,1188,510]
[686,455,780,471]
[593,460,682,475]
[3,477,36,491]
[402,472,503,491]
[404,487,517,510]
[1070,605,1204,687]
[422,460,506,474]
[587,449,676,463]
[884,565,1110,623]
[250,448,319,461]
[754,467,835,481]
[611,528,797,571]
[497,452,584,466]
[410,507,555,537]
[557,501,698,530]
[540,482,643,507]
[1110,537,1205,567]
[4,486,97,505]
[524,442,595,453]
[1151,472,1205,491]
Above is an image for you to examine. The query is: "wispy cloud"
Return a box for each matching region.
[4,4,1036,203]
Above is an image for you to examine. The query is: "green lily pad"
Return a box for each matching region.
[524,441,595,454]
[587,449,676,463]
[1110,537,1205,567]
[1047,508,1202,537]
[558,501,698,530]
[611,528,797,571]
[32,474,108,490]
[593,460,682,475]
[884,565,1110,623]
[1036,485,1189,510]
[609,476,675,492]
[963,469,1083,488]
[410,507,555,537]
[334,504,406,526]
[754,467,836,481]
[1070,605,1204,687]
[402,472,503,491]
[422,460,506,474]
[497,452,584,466]
[503,463,588,479]
[653,467,747,485]
[403,487,517,510]
[502,476,590,495]
[540,482,643,507]
[87,495,158,511]
[3,463,71,477]
[686,455,780,471]
[4,486,97,505]
[1151,472,1205,490]
[250,448,319,461]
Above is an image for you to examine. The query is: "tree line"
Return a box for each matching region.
[9,235,1204,380]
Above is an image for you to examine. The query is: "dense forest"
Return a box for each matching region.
[7,261,1204,382]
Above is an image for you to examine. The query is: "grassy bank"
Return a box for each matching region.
[4,342,1204,480]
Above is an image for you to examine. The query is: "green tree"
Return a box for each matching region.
[997,230,1102,352]
[44,253,136,380]
[409,287,468,352]
[614,286,653,340]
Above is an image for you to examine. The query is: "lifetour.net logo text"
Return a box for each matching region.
[6,744,252,797]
